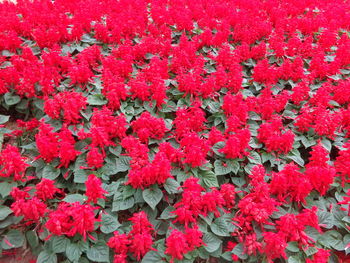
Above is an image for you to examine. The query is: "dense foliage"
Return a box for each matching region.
[1,0,350,262]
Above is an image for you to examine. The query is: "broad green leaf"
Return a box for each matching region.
[115,156,131,173]
[51,236,70,253]
[248,151,261,164]
[42,165,61,180]
[26,230,39,249]
[0,115,9,124]
[87,94,107,105]
[141,251,163,263]
[200,169,218,188]
[1,229,25,249]
[0,207,12,220]
[164,178,181,194]
[4,93,20,106]
[210,217,231,237]
[112,196,134,212]
[231,243,247,260]
[214,160,231,175]
[63,194,87,204]
[86,241,109,262]
[203,232,222,253]
[286,242,299,252]
[143,188,163,210]
[66,243,82,262]
[100,213,120,234]
[37,250,57,263]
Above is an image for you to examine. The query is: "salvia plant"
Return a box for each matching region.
[0,0,350,262]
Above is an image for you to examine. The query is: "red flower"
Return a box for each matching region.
[85,174,108,203]
[0,145,28,181]
[45,202,98,240]
[35,179,62,201]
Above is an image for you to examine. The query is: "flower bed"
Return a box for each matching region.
[1,0,350,262]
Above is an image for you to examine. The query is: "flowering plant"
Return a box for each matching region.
[1,0,350,262]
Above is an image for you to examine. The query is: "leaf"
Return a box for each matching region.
[286,242,299,252]
[1,229,25,249]
[115,156,131,173]
[0,115,9,124]
[287,152,304,166]
[304,246,318,257]
[4,93,21,106]
[164,178,181,194]
[87,94,107,105]
[248,151,261,164]
[112,196,134,212]
[200,169,218,188]
[63,194,86,204]
[214,160,231,175]
[143,188,163,210]
[74,170,88,183]
[231,243,248,260]
[288,256,302,263]
[160,206,176,220]
[141,251,164,263]
[86,241,109,262]
[210,217,231,237]
[100,213,120,234]
[37,250,57,263]
[66,243,82,262]
[0,207,12,221]
[203,233,222,253]
[26,230,39,249]
[42,165,61,180]
[51,236,70,253]
[318,211,334,229]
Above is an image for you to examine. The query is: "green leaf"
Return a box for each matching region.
[87,94,107,105]
[1,229,25,249]
[214,160,231,175]
[141,251,164,263]
[200,169,218,188]
[288,256,302,263]
[210,217,231,237]
[100,213,120,234]
[164,178,181,194]
[231,243,247,260]
[4,93,21,106]
[66,243,83,262]
[63,194,86,204]
[42,165,61,180]
[203,233,222,253]
[74,170,88,183]
[37,250,57,263]
[115,156,131,173]
[112,196,134,212]
[321,138,332,152]
[0,115,9,124]
[86,241,109,262]
[160,206,176,220]
[248,151,261,164]
[0,207,12,220]
[287,152,304,166]
[143,188,163,210]
[51,236,70,253]
[0,182,17,198]
[26,230,39,249]
[286,242,299,252]
[318,211,334,229]
[304,246,318,257]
